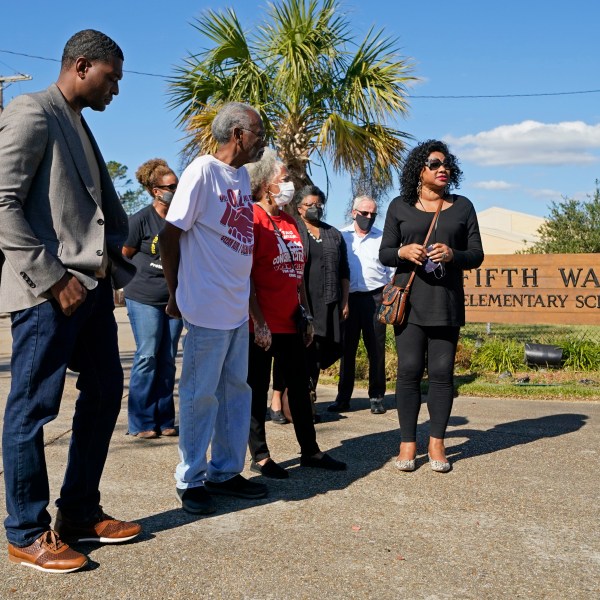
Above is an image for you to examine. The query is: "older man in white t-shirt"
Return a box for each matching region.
[328,195,393,415]
[160,102,267,515]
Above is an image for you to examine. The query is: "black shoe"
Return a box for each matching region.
[250,459,289,479]
[369,398,387,414]
[269,408,289,424]
[326,400,350,413]
[204,474,268,499]
[300,453,347,471]
[176,487,217,515]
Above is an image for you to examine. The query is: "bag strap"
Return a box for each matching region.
[394,198,444,291]
[256,204,302,299]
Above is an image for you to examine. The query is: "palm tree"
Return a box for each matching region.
[168,0,416,197]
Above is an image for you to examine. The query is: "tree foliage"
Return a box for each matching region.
[107,160,148,215]
[168,0,415,199]
[524,183,600,254]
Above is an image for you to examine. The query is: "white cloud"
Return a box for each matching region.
[528,188,563,199]
[446,120,600,166]
[472,180,516,190]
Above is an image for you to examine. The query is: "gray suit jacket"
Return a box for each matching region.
[0,83,134,312]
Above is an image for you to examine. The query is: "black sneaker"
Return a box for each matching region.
[204,475,268,499]
[250,459,289,479]
[300,453,347,471]
[369,398,387,414]
[327,400,350,413]
[269,408,289,425]
[176,487,217,515]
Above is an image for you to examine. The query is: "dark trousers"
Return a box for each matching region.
[337,289,387,402]
[394,323,459,442]
[248,333,319,461]
[2,278,123,546]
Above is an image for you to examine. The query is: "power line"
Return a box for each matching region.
[0,49,167,78]
[1,48,599,98]
[411,90,600,99]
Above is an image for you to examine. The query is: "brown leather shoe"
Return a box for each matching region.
[8,530,88,573]
[55,508,141,544]
[161,428,178,436]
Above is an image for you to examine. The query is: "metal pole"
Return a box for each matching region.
[0,74,33,113]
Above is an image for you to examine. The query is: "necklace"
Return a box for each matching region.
[307,229,322,243]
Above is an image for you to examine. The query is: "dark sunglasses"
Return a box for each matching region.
[425,158,452,170]
[155,183,178,192]
[356,210,377,218]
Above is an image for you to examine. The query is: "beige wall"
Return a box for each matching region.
[477,207,546,254]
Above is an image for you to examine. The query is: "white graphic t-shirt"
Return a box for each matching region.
[166,155,254,329]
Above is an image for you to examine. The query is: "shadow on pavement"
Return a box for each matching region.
[133,427,399,536]
[445,412,588,463]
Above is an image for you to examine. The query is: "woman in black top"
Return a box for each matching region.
[379,140,484,472]
[271,185,350,421]
[122,159,183,439]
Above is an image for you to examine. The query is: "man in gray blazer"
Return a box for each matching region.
[0,29,141,574]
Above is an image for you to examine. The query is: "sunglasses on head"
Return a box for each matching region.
[156,183,178,192]
[425,158,452,170]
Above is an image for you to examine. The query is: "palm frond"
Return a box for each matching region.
[339,27,416,120]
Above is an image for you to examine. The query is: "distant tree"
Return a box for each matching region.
[523,183,600,254]
[168,0,415,198]
[107,160,147,215]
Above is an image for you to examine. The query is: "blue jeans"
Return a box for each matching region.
[175,322,251,489]
[125,299,183,434]
[2,278,123,547]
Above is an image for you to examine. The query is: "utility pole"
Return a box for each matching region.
[0,74,33,114]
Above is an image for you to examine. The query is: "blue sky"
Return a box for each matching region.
[2,0,599,228]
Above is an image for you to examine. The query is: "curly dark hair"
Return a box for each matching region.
[61,30,124,69]
[399,139,463,205]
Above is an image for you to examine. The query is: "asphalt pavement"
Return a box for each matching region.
[0,307,598,599]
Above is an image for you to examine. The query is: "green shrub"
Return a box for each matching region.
[561,338,600,371]
[471,338,525,374]
[455,337,477,372]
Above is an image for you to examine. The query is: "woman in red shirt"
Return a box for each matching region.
[246,149,346,478]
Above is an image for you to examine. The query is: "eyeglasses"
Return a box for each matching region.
[155,183,178,192]
[425,158,452,170]
[356,210,377,217]
[240,127,266,142]
[301,203,324,209]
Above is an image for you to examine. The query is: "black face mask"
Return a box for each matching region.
[304,206,323,222]
[355,213,375,233]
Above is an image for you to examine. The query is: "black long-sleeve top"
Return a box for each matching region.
[379,194,484,327]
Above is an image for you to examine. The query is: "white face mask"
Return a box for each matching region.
[272,181,295,207]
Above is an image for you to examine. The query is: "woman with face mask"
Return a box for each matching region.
[288,185,351,417]
[245,149,346,478]
[122,159,184,439]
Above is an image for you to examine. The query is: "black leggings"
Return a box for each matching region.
[394,323,460,442]
[248,333,320,461]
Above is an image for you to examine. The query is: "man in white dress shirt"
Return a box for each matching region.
[327,196,393,415]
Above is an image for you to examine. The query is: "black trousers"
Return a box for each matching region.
[248,333,320,461]
[394,323,460,442]
[337,289,387,402]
